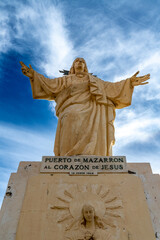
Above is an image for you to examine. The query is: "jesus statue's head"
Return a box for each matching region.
[69,58,88,74]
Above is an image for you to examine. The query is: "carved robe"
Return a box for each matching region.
[30,72,133,156]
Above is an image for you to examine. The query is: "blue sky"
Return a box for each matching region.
[0,0,160,207]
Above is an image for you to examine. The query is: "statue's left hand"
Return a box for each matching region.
[130,71,150,87]
[20,61,34,79]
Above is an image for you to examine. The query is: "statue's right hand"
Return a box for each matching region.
[20,61,34,78]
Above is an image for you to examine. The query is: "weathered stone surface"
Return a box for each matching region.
[0,161,159,240]
[0,162,41,240]
[127,162,152,175]
[140,174,160,239]
[17,161,41,174]
[15,174,155,240]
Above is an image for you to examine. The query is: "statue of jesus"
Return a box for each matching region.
[20,58,150,156]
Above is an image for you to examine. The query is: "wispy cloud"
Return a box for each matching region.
[79,23,160,83]
[49,101,57,118]
[113,107,160,174]
[0,122,55,165]
[71,12,160,101]
[0,0,75,77]
[115,108,160,146]
[0,5,11,53]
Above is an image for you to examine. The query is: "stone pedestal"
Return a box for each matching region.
[0,161,159,240]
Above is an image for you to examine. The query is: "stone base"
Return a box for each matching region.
[0,161,159,240]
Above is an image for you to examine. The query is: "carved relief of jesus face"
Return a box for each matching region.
[74,58,85,74]
[82,205,95,223]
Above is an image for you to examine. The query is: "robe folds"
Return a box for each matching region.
[30,72,134,156]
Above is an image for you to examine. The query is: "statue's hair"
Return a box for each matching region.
[69,58,88,74]
[81,204,104,229]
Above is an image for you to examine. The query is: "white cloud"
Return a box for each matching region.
[0,0,76,77]
[113,108,160,175]
[113,107,160,175]
[0,123,55,162]
[49,101,57,118]
[0,7,11,53]
[114,108,160,146]
[82,27,160,76]
[72,18,160,106]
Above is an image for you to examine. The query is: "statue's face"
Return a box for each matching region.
[83,205,95,222]
[74,58,85,73]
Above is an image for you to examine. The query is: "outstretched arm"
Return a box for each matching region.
[20,61,67,100]
[130,71,150,87]
[20,61,49,99]
[20,61,54,99]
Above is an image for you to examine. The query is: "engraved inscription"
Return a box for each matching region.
[40,156,127,175]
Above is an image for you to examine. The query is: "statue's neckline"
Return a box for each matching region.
[73,74,89,82]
